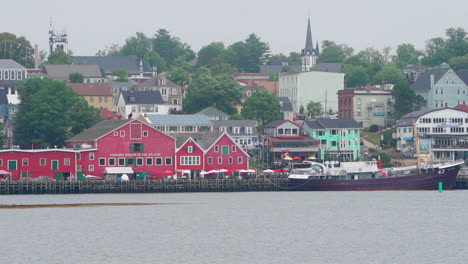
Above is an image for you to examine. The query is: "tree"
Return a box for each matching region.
[0,32,34,68]
[392,81,419,118]
[373,64,406,84]
[183,67,243,114]
[393,43,422,68]
[47,49,70,64]
[168,56,192,88]
[144,51,168,72]
[121,32,152,60]
[95,43,123,56]
[152,29,195,66]
[0,122,5,148]
[112,69,128,82]
[318,41,354,63]
[449,54,468,70]
[14,78,100,148]
[342,64,370,87]
[299,105,305,114]
[306,101,323,118]
[69,72,84,83]
[242,91,283,129]
[346,48,385,79]
[227,34,270,72]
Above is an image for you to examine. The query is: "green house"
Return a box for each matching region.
[303,119,362,161]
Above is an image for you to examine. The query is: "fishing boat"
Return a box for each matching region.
[288,123,464,191]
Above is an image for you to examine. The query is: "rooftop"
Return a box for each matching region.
[68,83,113,96]
[145,114,212,126]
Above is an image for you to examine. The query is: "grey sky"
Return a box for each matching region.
[3,0,468,57]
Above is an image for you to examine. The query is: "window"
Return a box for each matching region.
[17,71,22,80]
[113,132,118,136]
[321,139,327,145]
[435,89,438,94]
[22,158,29,166]
[208,157,213,164]
[187,146,194,153]
[89,165,94,171]
[233,127,240,134]
[143,131,149,137]
[245,126,252,135]
[131,143,144,152]
[90,96,94,102]
[77,165,82,171]
[146,157,153,166]
[214,145,219,152]
[156,157,163,165]
[180,156,201,165]
[11,71,15,80]
[228,157,233,164]
[292,129,298,135]
[99,158,106,166]
[331,141,337,147]
[98,97,103,103]
[120,130,125,137]
[403,128,407,133]
[104,97,108,102]
[136,158,144,166]
[278,128,284,135]
[331,130,337,135]
[420,118,431,123]
[89,153,95,160]
[64,158,71,166]
[232,145,237,152]
[238,157,243,164]
[165,157,172,165]
[109,158,116,166]
[127,158,135,166]
[118,158,125,166]
[317,131,325,136]
[218,157,222,164]
[40,158,46,166]
[222,145,229,155]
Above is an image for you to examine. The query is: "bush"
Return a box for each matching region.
[369,124,380,133]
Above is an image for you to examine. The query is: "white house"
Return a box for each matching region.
[396,108,468,160]
[117,91,182,118]
[279,71,345,113]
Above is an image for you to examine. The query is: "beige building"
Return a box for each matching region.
[68,83,113,110]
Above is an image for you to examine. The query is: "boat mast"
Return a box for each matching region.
[414,121,421,174]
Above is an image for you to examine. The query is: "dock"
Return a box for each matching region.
[0,178,289,195]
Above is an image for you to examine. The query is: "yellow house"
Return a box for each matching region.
[68,83,113,110]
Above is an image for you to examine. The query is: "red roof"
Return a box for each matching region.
[68,83,113,96]
[100,107,122,120]
[455,104,468,112]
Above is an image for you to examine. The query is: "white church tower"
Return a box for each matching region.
[49,18,68,54]
[301,18,319,72]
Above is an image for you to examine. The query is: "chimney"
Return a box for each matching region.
[430,74,435,90]
[34,44,40,69]
[139,60,143,78]
[418,57,423,73]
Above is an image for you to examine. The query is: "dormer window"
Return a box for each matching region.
[233,127,240,134]
[245,126,252,135]
[129,96,136,103]
[161,78,166,85]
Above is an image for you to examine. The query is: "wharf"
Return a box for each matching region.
[0,178,289,195]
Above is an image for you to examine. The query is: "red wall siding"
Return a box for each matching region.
[175,139,204,171]
[204,134,249,174]
[72,120,175,178]
[0,150,76,180]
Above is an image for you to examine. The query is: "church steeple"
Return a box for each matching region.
[301,18,318,72]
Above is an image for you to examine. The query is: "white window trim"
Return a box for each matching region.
[108,158,116,166]
[99,158,106,166]
[89,165,94,171]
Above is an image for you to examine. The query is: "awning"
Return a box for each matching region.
[0,170,10,174]
[403,136,414,140]
[104,167,134,174]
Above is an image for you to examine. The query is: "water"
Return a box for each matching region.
[1,191,468,264]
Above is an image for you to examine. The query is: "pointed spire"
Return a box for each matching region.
[315,41,320,55]
[304,18,313,52]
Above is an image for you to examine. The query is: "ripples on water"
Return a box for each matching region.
[1,191,468,264]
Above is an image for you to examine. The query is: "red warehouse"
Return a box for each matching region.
[67,119,176,180]
[0,149,78,180]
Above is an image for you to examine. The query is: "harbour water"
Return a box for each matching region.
[1,191,468,264]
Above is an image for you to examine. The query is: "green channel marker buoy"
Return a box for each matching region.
[438,182,443,192]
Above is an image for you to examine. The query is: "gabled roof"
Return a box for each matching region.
[197,107,229,118]
[277,97,293,112]
[410,68,449,91]
[70,56,152,75]
[100,108,123,120]
[45,64,102,80]
[0,59,26,69]
[396,107,467,127]
[167,132,223,149]
[67,119,132,142]
[68,83,113,96]
[305,119,361,129]
[456,70,468,85]
[121,91,164,105]
[264,120,299,128]
[145,114,212,126]
[138,75,180,89]
[455,104,468,112]
[211,120,259,136]
[260,65,302,74]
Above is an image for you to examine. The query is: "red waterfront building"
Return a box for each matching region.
[0,149,78,180]
[66,119,176,180]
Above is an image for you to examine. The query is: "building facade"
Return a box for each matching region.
[117,91,182,118]
[211,120,259,149]
[0,59,27,89]
[68,83,113,110]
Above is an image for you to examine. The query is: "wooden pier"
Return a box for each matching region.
[0,178,289,195]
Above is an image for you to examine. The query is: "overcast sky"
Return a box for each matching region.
[3,0,468,56]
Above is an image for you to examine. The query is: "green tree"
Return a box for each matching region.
[342,63,370,87]
[227,33,270,72]
[69,72,84,83]
[318,41,354,63]
[0,122,5,148]
[373,64,406,84]
[346,48,385,79]
[393,43,422,68]
[0,32,34,68]
[242,91,283,129]
[14,78,100,148]
[112,69,128,82]
[449,54,468,70]
[144,51,168,72]
[95,43,123,56]
[168,56,192,88]
[392,81,419,118]
[121,32,152,60]
[152,29,195,66]
[47,49,70,64]
[299,105,305,114]
[306,101,323,118]
[183,67,242,114]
